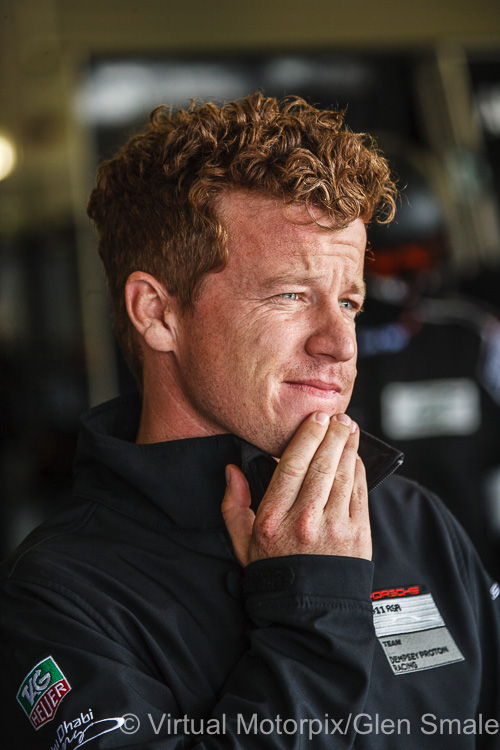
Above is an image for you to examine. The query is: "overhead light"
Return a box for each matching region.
[0,134,17,181]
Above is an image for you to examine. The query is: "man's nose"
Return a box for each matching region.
[304,305,357,362]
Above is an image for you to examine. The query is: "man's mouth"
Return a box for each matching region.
[284,379,342,396]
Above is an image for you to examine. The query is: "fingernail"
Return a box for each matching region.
[225,466,231,485]
[314,411,330,426]
[336,413,351,427]
[350,420,358,434]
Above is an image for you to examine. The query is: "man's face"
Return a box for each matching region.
[172,191,367,456]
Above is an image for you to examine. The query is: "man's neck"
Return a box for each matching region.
[136,374,224,445]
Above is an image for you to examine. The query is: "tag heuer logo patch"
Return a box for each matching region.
[17,656,71,729]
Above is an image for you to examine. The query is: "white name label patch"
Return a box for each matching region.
[372,587,464,675]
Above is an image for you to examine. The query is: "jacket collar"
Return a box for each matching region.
[73,393,403,530]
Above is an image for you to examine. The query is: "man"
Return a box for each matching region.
[1,93,499,749]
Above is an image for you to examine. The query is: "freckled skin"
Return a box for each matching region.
[139,191,367,456]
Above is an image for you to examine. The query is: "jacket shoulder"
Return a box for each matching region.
[370,473,496,591]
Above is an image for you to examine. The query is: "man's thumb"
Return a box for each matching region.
[221,465,255,567]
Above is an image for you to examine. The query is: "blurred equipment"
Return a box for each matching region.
[350,142,500,578]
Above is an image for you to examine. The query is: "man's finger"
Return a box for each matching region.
[323,422,360,518]
[221,465,255,566]
[349,455,369,521]
[261,411,331,513]
[290,414,356,516]
[346,455,372,560]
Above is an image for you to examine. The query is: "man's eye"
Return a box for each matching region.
[279,293,300,301]
[340,299,364,316]
[340,299,361,312]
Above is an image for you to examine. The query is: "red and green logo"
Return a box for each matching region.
[17,656,71,729]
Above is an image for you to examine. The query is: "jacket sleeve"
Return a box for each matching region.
[0,554,375,749]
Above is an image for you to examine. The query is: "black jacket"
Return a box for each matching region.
[1,394,499,749]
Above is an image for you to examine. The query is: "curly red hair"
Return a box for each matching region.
[87,92,397,381]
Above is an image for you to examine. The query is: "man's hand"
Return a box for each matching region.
[222,412,371,567]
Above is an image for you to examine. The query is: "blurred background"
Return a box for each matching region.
[1,0,500,575]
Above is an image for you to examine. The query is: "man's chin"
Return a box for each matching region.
[265,405,348,457]
[248,415,313,459]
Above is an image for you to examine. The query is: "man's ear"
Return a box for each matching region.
[125,271,178,353]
